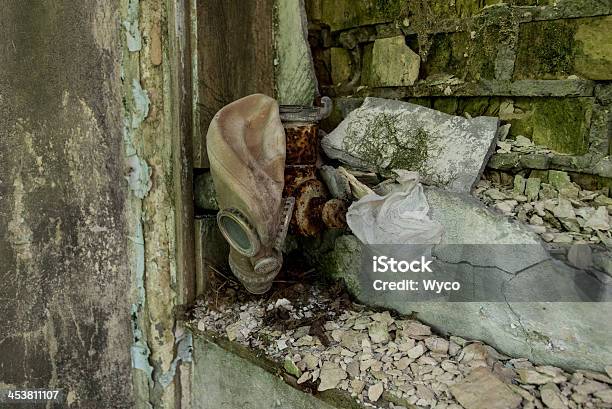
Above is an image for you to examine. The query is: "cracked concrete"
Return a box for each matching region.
[306,188,612,371]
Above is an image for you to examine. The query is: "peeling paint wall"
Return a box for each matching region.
[121,0,195,408]
[0,1,132,407]
[0,0,195,408]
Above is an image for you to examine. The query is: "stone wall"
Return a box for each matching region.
[306,0,612,192]
[302,0,612,372]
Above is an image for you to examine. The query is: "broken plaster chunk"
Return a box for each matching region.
[407,343,427,359]
[425,337,450,354]
[297,372,311,384]
[226,321,242,341]
[352,379,366,394]
[399,320,432,338]
[516,368,554,385]
[450,367,522,409]
[572,379,608,395]
[584,206,610,231]
[322,97,499,192]
[540,383,569,409]
[368,321,390,344]
[368,382,384,402]
[595,389,612,403]
[317,363,347,391]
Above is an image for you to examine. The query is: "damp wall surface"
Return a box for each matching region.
[307,0,612,191]
[0,1,133,407]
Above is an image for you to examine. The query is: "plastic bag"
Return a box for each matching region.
[346,170,443,245]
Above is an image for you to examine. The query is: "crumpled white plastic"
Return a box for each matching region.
[346,170,444,245]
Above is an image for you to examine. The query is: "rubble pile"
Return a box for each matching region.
[192,284,612,409]
[472,137,612,275]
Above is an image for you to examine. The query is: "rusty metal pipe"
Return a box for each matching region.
[280,97,347,237]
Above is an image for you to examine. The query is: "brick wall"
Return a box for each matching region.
[306,0,612,192]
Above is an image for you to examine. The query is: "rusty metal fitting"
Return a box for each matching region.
[280,97,347,237]
[322,199,348,229]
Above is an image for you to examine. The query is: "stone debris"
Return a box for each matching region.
[450,367,522,409]
[473,167,611,277]
[368,382,384,402]
[318,363,347,391]
[192,283,612,409]
[539,383,568,409]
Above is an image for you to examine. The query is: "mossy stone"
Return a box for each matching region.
[525,178,541,202]
[531,98,592,155]
[361,43,374,86]
[458,98,495,117]
[366,36,420,87]
[520,154,550,170]
[548,170,572,191]
[421,32,470,80]
[404,0,504,19]
[433,98,459,115]
[487,152,520,171]
[319,0,401,31]
[330,48,352,85]
[574,16,612,80]
[530,170,549,183]
[514,174,526,195]
[283,357,302,378]
[514,20,577,80]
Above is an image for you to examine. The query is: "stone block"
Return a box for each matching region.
[194,171,219,211]
[548,170,572,191]
[365,36,420,87]
[514,20,576,80]
[192,338,337,409]
[421,32,470,80]
[514,16,612,81]
[488,152,521,171]
[319,0,401,31]
[574,16,612,80]
[530,170,549,183]
[525,177,541,202]
[513,174,526,195]
[330,47,351,85]
[322,97,499,192]
[531,98,592,155]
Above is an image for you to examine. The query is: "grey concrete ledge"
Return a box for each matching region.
[190,330,365,409]
[326,79,595,99]
[488,152,611,179]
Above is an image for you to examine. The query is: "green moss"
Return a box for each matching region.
[532,98,592,155]
[320,0,401,31]
[433,98,458,115]
[343,112,429,174]
[403,0,503,20]
[574,16,612,80]
[360,43,373,86]
[457,97,496,117]
[330,48,352,85]
[421,32,470,80]
[514,20,577,80]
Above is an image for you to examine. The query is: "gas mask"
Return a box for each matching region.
[207,94,293,294]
